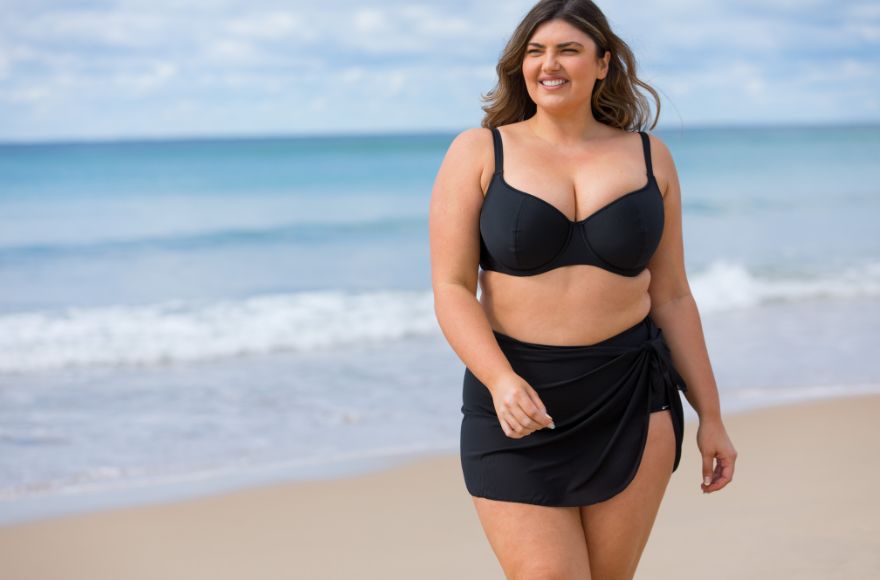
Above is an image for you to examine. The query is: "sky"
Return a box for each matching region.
[1,0,878,142]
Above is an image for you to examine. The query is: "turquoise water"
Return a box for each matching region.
[1,126,879,315]
[1,124,879,524]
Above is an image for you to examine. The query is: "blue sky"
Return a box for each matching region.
[1,0,878,142]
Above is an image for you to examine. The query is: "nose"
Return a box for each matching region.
[542,51,561,71]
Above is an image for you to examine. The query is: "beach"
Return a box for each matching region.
[2,393,878,579]
[1,127,879,578]
[1,0,879,571]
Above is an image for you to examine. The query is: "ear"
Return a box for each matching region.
[599,50,610,79]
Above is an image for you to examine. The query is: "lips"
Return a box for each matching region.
[539,78,568,88]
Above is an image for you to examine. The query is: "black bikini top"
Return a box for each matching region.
[479,127,665,277]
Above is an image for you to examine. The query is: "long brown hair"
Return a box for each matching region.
[480,0,660,131]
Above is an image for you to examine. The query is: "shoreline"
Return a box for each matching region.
[2,385,880,529]
[2,392,879,579]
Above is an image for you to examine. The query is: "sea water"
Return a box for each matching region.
[1,124,879,524]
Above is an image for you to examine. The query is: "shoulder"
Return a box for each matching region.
[448,126,493,152]
[641,131,672,159]
[440,127,495,192]
[641,131,679,195]
[442,127,494,167]
[638,130,674,167]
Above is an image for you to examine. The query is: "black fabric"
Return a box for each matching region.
[459,314,688,507]
[479,127,665,277]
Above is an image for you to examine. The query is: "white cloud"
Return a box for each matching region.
[339,67,367,84]
[353,8,389,35]
[0,0,876,140]
[115,61,178,94]
[663,59,767,98]
[0,87,51,104]
[225,11,312,41]
[18,10,170,49]
[795,59,879,85]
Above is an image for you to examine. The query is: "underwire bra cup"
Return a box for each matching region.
[510,196,574,271]
[478,126,664,277]
[582,189,665,270]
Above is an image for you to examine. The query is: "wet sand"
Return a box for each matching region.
[1,394,879,579]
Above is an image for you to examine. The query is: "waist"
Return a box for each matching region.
[479,268,651,344]
[492,313,654,352]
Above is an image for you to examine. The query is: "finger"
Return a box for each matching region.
[506,407,533,437]
[498,414,515,438]
[701,453,715,488]
[517,393,552,431]
[513,394,541,427]
[508,401,539,433]
[705,469,724,492]
[715,457,734,486]
[524,389,555,428]
[502,410,522,435]
[706,458,734,491]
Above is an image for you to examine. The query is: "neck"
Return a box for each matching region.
[526,109,606,146]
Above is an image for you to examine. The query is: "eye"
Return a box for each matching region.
[526,48,578,55]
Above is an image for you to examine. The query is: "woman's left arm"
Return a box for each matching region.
[644,133,738,495]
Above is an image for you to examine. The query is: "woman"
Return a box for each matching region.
[429,0,737,578]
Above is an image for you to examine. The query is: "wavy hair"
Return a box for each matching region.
[480,0,660,131]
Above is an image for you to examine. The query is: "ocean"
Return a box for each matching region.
[1,124,879,525]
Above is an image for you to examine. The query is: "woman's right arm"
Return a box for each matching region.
[428,128,554,436]
[428,127,513,388]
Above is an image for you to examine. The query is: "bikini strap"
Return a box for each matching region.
[638,131,653,177]
[491,126,504,175]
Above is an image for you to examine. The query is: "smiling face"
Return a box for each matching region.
[522,18,610,113]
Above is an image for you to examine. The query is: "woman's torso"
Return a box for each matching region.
[477,121,665,346]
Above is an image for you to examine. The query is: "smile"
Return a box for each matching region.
[540,79,568,89]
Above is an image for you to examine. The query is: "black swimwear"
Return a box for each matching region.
[459,126,687,507]
[460,314,688,507]
[479,126,664,277]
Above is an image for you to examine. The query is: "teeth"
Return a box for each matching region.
[541,79,566,86]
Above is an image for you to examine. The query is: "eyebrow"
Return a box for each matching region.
[527,41,584,48]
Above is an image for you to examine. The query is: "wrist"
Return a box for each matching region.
[698,410,723,423]
[485,368,519,393]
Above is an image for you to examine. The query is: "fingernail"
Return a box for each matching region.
[703,476,711,486]
[549,421,556,429]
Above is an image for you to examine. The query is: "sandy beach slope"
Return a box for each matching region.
[1,394,879,579]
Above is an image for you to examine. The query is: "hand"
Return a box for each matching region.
[696,416,737,494]
[489,372,555,439]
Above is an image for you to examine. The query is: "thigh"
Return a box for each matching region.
[579,409,676,580]
[472,497,591,580]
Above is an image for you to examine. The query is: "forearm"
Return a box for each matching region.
[649,293,722,422]
[433,282,515,391]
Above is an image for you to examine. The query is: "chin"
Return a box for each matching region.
[534,99,581,114]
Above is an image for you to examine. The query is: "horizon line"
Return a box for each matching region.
[2,119,878,147]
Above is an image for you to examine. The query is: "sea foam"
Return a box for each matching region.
[1,259,878,373]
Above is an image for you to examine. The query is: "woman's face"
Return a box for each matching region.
[522,19,609,113]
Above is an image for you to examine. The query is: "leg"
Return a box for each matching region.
[472,497,592,580]
[579,409,676,580]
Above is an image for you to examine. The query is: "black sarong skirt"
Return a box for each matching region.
[460,314,688,506]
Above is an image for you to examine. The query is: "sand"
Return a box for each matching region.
[2,394,879,579]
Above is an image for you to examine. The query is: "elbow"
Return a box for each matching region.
[649,290,693,316]
[649,278,693,313]
[432,272,478,298]
[433,279,476,303]
[433,277,477,312]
